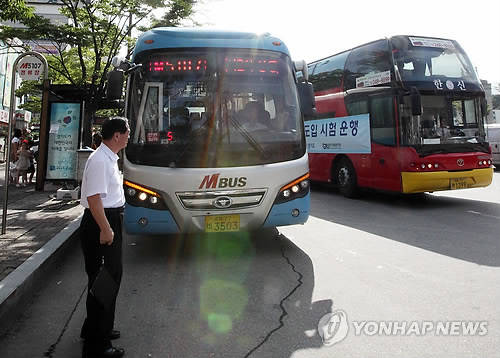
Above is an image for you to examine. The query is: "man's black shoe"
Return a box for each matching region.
[82,346,125,358]
[109,330,120,340]
[81,330,120,340]
[101,346,125,357]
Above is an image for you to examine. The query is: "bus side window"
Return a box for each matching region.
[371,97,396,145]
[344,40,391,91]
[345,98,368,116]
[310,52,348,93]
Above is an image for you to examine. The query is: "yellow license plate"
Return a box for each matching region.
[205,214,240,232]
[450,177,469,190]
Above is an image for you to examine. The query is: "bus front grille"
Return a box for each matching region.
[176,188,267,210]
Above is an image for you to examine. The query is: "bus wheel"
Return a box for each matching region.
[336,159,358,198]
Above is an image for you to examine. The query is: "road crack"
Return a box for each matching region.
[244,234,303,357]
[43,286,87,357]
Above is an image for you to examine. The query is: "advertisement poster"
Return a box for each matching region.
[46,102,81,179]
[305,114,371,154]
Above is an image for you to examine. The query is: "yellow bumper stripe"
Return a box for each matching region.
[401,168,493,193]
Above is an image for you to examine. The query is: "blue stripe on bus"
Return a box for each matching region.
[263,193,310,227]
[124,204,180,234]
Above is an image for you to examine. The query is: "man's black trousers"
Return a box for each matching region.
[80,208,123,351]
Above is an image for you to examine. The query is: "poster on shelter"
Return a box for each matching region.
[46,102,81,179]
[305,114,371,154]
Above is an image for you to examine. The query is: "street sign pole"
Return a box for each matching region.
[2,51,48,235]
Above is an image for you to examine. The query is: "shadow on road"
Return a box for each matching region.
[309,182,500,267]
[119,228,332,358]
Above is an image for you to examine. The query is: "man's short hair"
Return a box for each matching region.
[101,117,129,140]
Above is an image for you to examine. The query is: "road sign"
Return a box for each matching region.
[3,52,48,234]
[17,56,44,81]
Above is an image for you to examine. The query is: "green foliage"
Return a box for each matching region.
[0,0,33,21]
[150,0,197,28]
[1,0,199,105]
[15,80,42,115]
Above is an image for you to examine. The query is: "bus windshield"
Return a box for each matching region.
[391,36,480,85]
[126,49,304,168]
[399,94,488,153]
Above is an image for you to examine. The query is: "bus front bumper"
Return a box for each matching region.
[401,168,493,193]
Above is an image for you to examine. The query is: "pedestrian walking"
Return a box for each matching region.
[27,138,37,184]
[92,132,102,150]
[79,117,129,358]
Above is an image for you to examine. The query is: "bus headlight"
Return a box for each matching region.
[127,188,136,196]
[275,173,310,204]
[123,180,168,210]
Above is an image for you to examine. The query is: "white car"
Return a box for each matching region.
[486,123,500,166]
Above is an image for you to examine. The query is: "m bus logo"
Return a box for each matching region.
[19,62,42,69]
[199,173,247,189]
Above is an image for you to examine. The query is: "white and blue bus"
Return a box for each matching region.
[108,28,314,234]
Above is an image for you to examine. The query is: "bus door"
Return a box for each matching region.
[369,94,401,191]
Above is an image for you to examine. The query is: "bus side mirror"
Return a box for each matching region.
[298,81,316,117]
[106,70,124,100]
[410,87,422,116]
[480,97,487,116]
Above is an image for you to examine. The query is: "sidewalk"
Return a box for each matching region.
[0,162,84,331]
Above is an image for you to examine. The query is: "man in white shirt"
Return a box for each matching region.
[79,117,129,358]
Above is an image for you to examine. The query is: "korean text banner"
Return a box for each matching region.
[46,103,81,179]
[305,114,371,154]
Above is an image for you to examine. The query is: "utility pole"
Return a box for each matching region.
[2,51,48,234]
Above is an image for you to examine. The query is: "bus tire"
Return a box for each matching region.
[336,158,358,198]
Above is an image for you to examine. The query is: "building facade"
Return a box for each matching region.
[481,79,494,123]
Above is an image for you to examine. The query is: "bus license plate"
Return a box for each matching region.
[450,178,468,190]
[205,215,240,232]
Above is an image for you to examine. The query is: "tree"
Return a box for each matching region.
[0,0,33,22]
[150,0,197,28]
[15,80,42,118]
[0,0,198,145]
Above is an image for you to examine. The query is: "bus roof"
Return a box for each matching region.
[133,27,291,60]
[307,34,458,66]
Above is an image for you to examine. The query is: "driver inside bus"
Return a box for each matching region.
[237,101,270,131]
[421,113,439,138]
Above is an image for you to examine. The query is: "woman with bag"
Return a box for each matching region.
[10,129,22,185]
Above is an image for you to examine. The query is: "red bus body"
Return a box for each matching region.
[306,35,493,195]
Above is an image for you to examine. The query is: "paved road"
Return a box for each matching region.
[280,173,500,357]
[0,173,499,357]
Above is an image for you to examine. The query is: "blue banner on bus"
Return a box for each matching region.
[305,114,371,154]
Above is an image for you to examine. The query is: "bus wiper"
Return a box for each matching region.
[228,117,269,159]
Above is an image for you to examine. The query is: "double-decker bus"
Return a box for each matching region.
[305,35,493,197]
[108,28,314,234]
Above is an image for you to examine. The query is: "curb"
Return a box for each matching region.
[0,213,83,334]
